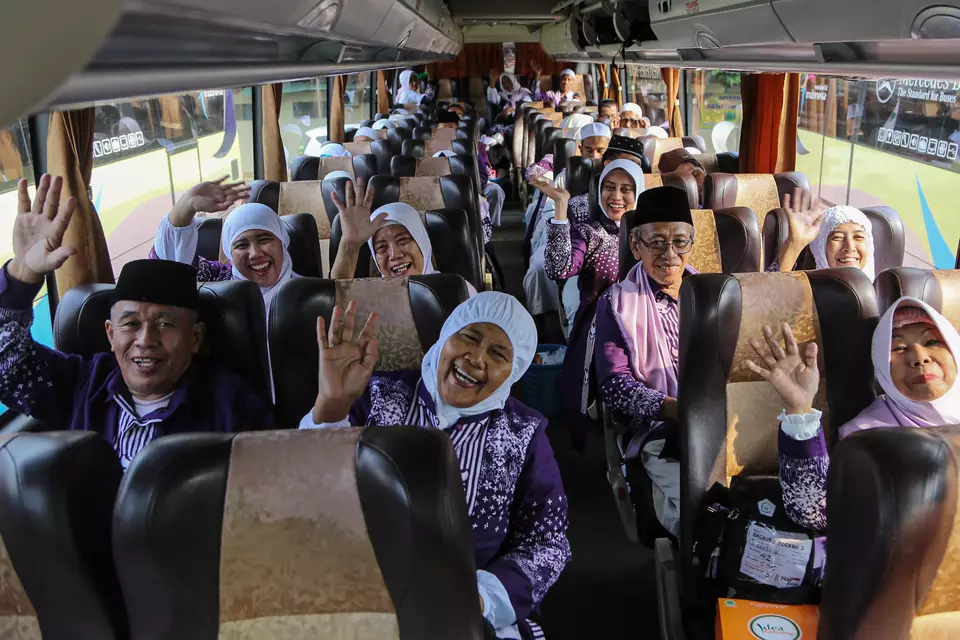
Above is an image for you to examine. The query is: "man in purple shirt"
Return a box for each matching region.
[0,175,273,469]
[594,187,697,537]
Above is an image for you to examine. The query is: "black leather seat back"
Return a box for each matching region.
[291,154,378,183]
[113,428,485,640]
[402,139,425,157]
[875,267,960,326]
[330,208,481,289]
[268,275,470,427]
[54,281,271,400]
[565,157,603,197]
[371,139,402,176]
[0,431,125,640]
[554,138,577,181]
[197,213,323,278]
[248,180,279,212]
[391,154,420,177]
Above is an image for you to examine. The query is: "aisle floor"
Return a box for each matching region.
[493,205,662,640]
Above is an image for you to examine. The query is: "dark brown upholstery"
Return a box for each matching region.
[197,213,324,278]
[248,179,279,212]
[618,205,761,281]
[54,281,271,401]
[782,205,906,273]
[330,208,482,290]
[677,269,878,607]
[642,173,701,209]
[0,431,125,640]
[113,428,485,640]
[819,426,960,640]
[554,138,578,183]
[565,157,603,198]
[268,274,469,428]
[875,267,960,326]
[372,139,403,176]
[641,136,707,172]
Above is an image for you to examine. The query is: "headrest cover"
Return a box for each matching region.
[633,187,693,227]
[113,260,199,310]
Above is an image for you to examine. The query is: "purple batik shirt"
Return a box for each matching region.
[0,263,274,451]
[344,370,571,625]
[778,428,830,532]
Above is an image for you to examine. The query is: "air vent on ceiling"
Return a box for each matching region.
[658,0,673,13]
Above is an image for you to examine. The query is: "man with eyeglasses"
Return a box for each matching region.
[593,186,696,538]
[618,102,652,130]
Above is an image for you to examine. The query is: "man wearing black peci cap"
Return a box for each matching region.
[0,175,273,469]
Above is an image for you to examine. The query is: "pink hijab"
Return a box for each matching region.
[840,297,960,437]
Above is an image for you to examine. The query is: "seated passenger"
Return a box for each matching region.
[152,182,299,316]
[530,62,581,106]
[448,103,466,117]
[618,103,652,130]
[328,181,478,295]
[598,99,620,127]
[372,118,396,131]
[394,69,433,105]
[486,71,534,112]
[540,160,646,449]
[302,293,571,640]
[746,298,960,532]
[1,176,274,469]
[565,134,646,224]
[773,189,876,280]
[658,148,706,207]
[319,142,352,157]
[594,187,696,536]
[437,110,460,128]
[558,113,594,134]
[551,122,612,190]
[353,126,378,143]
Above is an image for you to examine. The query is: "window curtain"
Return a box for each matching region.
[739,73,801,173]
[660,68,684,136]
[47,109,114,294]
[330,75,346,143]
[598,65,609,100]
[376,71,390,115]
[432,44,504,79]
[514,43,563,77]
[261,84,287,182]
[611,65,623,108]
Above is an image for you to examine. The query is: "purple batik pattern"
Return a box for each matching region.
[148,246,233,282]
[778,429,830,532]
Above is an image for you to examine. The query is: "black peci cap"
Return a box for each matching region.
[633,186,693,226]
[112,259,199,311]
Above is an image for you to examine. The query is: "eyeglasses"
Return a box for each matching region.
[620,118,643,128]
[637,238,694,255]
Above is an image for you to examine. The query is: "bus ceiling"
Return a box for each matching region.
[5,0,960,126]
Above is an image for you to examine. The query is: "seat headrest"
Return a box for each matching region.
[278,181,332,240]
[875,268,960,327]
[565,157,603,198]
[344,141,372,156]
[268,274,470,427]
[642,136,684,173]
[416,156,452,177]
[197,213,323,278]
[54,281,271,399]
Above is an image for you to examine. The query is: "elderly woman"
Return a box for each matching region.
[538,160,646,449]
[773,188,876,280]
[302,294,571,640]
[486,71,534,112]
[328,181,478,295]
[594,187,697,537]
[747,298,960,533]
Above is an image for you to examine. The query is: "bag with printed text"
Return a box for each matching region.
[693,476,825,605]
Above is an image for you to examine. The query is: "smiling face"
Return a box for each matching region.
[825,222,870,269]
[630,222,694,291]
[600,169,637,222]
[230,229,284,286]
[560,73,575,93]
[580,135,610,160]
[437,323,514,408]
[106,302,204,401]
[890,321,957,401]
[372,224,425,277]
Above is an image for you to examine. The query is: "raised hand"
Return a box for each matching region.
[782,187,825,249]
[530,178,570,205]
[332,179,385,245]
[530,59,542,79]
[170,176,250,226]
[10,175,77,284]
[311,301,379,424]
[745,323,820,415]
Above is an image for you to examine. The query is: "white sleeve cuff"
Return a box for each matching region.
[778,408,823,441]
[477,570,517,630]
[153,214,199,264]
[297,411,350,430]
[549,218,569,225]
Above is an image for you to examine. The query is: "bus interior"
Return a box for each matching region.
[2,0,960,638]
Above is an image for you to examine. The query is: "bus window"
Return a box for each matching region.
[89,88,254,275]
[686,70,742,153]
[344,73,373,129]
[624,66,668,128]
[797,76,960,269]
[279,79,330,167]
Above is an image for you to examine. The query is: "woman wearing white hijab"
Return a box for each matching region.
[353,126,378,142]
[301,293,570,640]
[372,118,396,130]
[747,297,960,533]
[774,188,876,281]
[486,72,534,111]
[395,70,431,105]
[327,182,478,295]
[318,142,352,157]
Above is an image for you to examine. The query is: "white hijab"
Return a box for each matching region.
[395,70,425,105]
[421,292,538,428]
[319,143,351,157]
[354,126,377,141]
[368,203,436,276]
[323,170,353,182]
[221,203,297,314]
[373,119,396,130]
[560,113,594,131]
[598,159,646,225]
[499,73,521,98]
[811,205,876,281]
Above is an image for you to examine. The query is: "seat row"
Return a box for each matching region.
[0,425,487,639]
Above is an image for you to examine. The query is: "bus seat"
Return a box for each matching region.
[330,208,481,290]
[344,141,373,156]
[646,107,667,127]
[278,181,332,240]
[391,155,451,178]
[371,139,402,176]
[0,432,125,640]
[536,126,562,163]
[412,126,432,140]
[248,179,280,211]
[268,274,470,427]
[554,138,577,182]
[779,205,905,275]
[819,426,960,640]
[619,205,760,280]
[402,139,425,158]
[437,79,455,102]
[875,267,960,324]
[55,281,272,401]
[387,127,413,145]
[675,269,878,607]
[642,173,701,209]
[197,214,324,279]
[642,136,708,173]
[524,112,545,169]
[512,111,527,198]
[113,427,485,639]
[565,157,602,197]
[697,152,740,174]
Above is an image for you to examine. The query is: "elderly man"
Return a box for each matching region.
[0,175,274,469]
[619,102,652,130]
[594,186,697,537]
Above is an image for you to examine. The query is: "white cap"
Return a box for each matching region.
[575,122,612,142]
[620,102,643,115]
